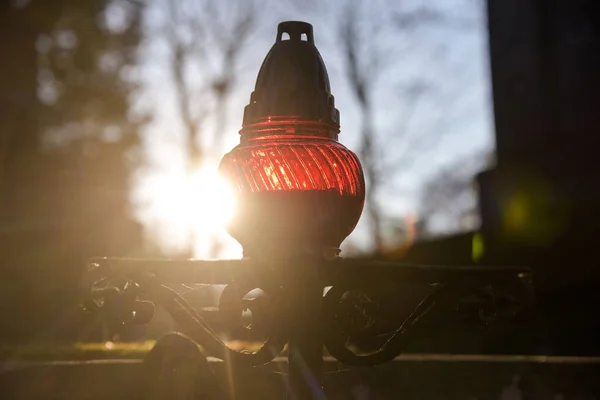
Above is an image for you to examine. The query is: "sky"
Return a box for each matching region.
[130,0,494,258]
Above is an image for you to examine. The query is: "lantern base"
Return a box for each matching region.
[241,245,341,260]
[225,189,363,258]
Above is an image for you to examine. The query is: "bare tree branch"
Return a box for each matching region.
[333,0,483,252]
[338,0,385,251]
[158,0,260,256]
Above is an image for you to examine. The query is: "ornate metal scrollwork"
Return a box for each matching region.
[217,280,288,361]
[83,258,534,374]
[84,278,155,325]
[136,276,288,367]
[323,278,534,367]
[323,283,454,366]
[457,279,535,325]
[84,273,287,367]
[219,280,284,337]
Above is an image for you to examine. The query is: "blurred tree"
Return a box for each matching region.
[0,0,145,342]
[149,0,260,257]
[418,151,493,238]
[163,0,258,169]
[0,0,38,195]
[285,0,484,253]
[37,0,144,217]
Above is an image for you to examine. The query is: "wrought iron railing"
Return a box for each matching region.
[83,257,533,399]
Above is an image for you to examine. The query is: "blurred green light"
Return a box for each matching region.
[472,232,484,262]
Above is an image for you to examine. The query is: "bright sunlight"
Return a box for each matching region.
[140,163,240,258]
[184,166,237,228]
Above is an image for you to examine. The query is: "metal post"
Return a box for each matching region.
[286,262,326,400]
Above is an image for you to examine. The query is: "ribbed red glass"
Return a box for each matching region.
[219,117,365,257]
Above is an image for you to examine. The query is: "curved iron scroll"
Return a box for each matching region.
[86,275,288,368]
[322,279,534,367]
[143,277,288,367]
[84,258,533,369]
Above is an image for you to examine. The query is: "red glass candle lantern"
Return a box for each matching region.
[219,21,365,258]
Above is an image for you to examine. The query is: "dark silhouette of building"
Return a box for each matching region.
[479,0,600,355]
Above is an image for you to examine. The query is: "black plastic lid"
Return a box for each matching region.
[242,21,340,129]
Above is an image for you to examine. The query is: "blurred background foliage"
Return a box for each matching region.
[0,0,145,343]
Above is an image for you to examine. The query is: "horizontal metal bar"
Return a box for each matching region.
[327,259,530,286]
[7,354,600,373]
[86,257,530,287]
[85,258,254,286]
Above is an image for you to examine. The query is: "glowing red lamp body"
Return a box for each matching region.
[219,22,365,257]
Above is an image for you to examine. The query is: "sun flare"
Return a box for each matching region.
[184,165,237,228]
[144,163,239,257]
